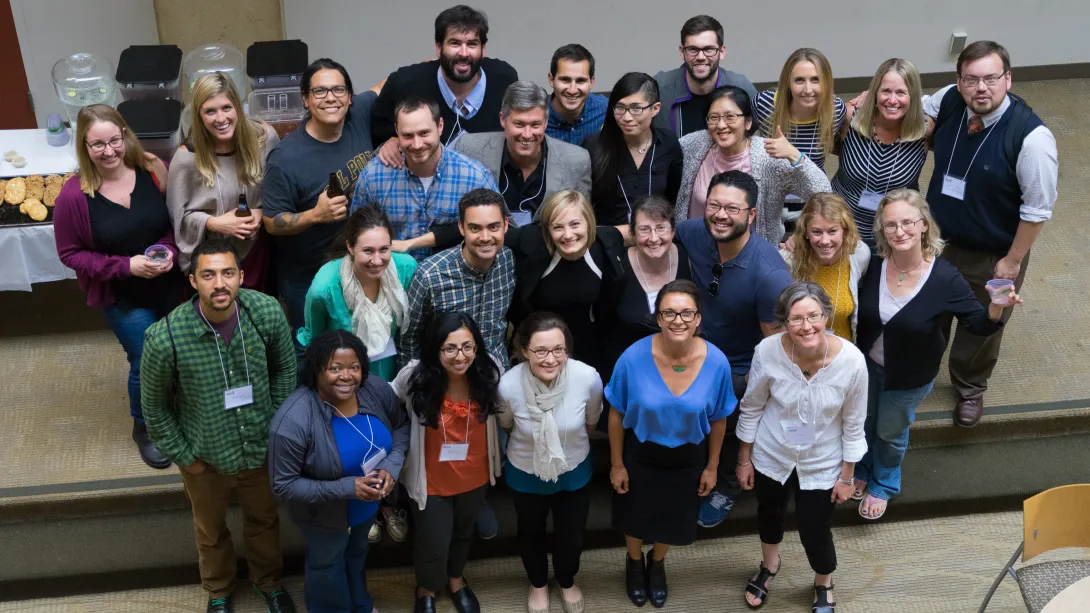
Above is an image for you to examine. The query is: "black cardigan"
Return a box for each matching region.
[856,255,1002,390]
[370,58,519,145]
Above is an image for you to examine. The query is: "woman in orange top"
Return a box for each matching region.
[392,312,502,613]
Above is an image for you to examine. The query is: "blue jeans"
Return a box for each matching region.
[854,358,935,501]
[298,519,375,613]
[102,305,160,421]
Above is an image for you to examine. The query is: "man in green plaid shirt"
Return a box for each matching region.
[141,240,298,613]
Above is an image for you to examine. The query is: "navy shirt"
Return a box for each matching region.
[675,219,792,374]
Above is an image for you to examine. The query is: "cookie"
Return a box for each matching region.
[44,183,62,206]
[25,180,44,201]
[26,199,48,222]
[44,174,64,188]
[25,174,44,190]
[0,180,7,202]
[4,178,26,205]
[19,201,28,214]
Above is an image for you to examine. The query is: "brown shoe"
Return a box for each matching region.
[955,396,984,428]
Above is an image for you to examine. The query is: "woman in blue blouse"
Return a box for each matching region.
[607,279,736,608]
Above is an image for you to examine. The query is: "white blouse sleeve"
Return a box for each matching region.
[840,357,869,463]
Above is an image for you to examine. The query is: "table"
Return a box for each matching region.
[0,128,77,178]
[1042,574,1090,612]
[0,224,76,291]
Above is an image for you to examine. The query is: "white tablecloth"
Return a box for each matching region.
[0,224,76,291]
[0,128,78,177]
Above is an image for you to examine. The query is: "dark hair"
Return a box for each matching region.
[653,279,703,314]
[957,40,1011,76]
[457,187,509,223]
[435,5,489,45]
[301,58,354,97]
[591,72,660,210]
[708,85,757,137]
[773,281,833,327]
[629,195,676,235]
[301,330,371,391]
[190,238,240,275]
[512,311,574,365]
[550,44,595,78]
[330,205,395,260]
[706,170,759,210]
[405,312,500,428]
[395,95,442,128]
[680,15,723,46]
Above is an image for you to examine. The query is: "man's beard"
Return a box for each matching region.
[705,217,747,244]
[440,53,482,84]
[685,59,720,85]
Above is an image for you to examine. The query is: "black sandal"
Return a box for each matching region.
[812,584,835,613]
[743,559,779,609]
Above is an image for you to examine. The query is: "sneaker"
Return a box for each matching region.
[474,499,498,540]
[381,505,410,542]
[697,491,734,528]
[368,520,382,544]
[254,587,297,613]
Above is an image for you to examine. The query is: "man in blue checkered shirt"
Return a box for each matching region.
[351,95,498,261]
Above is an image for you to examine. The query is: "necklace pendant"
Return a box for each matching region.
[803,369,812,378]
[898,271,906,282]
[671,365,687,373]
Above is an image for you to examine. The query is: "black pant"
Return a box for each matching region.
[509,485,592,588]
[410,485,489,592]
[754,469,837,575]
[713,371,748,498]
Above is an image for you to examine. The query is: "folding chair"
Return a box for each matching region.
[979,484,1090,612]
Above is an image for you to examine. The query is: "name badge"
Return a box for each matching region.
[362,447,387,475]
[511,211,532,227]
[783,422,816,446]
[372,337,397,361]
[439,443,470,462]
[942,174,967,200]
[857,190,884,212]
[224,385,253,409]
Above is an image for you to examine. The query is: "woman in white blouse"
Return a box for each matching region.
[497,312,603,613]
[735,282,867,613]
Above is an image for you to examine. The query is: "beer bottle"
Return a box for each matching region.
[235,193,251,217]
[327,172,345,199]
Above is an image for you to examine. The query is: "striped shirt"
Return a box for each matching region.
[398,245,515,367]
[754,90,847,171]
[830,127,928,243]
[351,147,499,260]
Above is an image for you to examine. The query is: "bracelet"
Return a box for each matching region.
[837,478,855,486]
[791,152,806,167]
[737,462,751,467]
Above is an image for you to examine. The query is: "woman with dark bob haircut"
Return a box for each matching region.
[268,329,411,613]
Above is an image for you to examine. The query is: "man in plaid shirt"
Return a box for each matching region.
[141,240,297,613]
[351,95,498,261]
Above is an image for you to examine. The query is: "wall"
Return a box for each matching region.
[154,0,282,68]
[285,0,1090,91]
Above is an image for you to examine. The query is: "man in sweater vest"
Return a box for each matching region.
[923,41,1058,427]
[371,5,518,168]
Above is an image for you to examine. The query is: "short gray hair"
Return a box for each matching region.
[773,281,833,326]
[501,80,549,116]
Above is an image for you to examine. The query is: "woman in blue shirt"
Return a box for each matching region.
[606,279,736,608]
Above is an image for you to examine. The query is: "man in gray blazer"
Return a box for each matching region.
[453,81,592,226]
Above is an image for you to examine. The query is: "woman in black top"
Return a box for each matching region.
[853,188,1021,521]
[583,72,682,226]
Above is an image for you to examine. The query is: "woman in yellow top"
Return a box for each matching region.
[781,193,870,341]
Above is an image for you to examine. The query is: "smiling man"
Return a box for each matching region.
[546,44,608,145]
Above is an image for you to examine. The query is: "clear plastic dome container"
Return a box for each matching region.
[51,52,117,124]
[183,43,246,104]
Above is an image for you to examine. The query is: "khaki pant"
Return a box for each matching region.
[939,244,1031,401]
[180,464,283,598]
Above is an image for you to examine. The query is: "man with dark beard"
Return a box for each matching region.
[653,15,758,137]
[371,5,518,167]
[674,170,791,529]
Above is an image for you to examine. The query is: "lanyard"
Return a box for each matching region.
[500,154,548,213]
[618,141,657,215]
[944,112,996,179]
[330,402,379,456]
[197,302,250,389]
[791,334,829,424]
[861,132,904,196]
[445,113,464,146]
[440,403,473,444]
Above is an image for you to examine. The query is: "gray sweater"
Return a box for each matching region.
[652,65,758,137]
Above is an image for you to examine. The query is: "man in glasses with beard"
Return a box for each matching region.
[371,5,519,168]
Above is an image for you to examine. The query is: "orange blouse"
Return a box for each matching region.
[423,397,490,497]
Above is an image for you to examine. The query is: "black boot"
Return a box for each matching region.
[133,420,171,469]
[646,556,667,608]
[625,553,648,607]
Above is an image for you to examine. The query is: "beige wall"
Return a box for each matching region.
[154,0,283,62]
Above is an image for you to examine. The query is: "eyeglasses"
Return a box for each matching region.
[706,202,750,216]
[881,218,924,234]
[635,223,672,237]
[706,113,744,126]
[958,72,1008,87]
[612,104,653,117]
[309,85,349,98]
[527,347,567,360]
[87,134,125,153]
[659,309,699,322]
[708,262,724,297]
[441,342,477,359]
[683,46,720,58]
[787,313,825,327]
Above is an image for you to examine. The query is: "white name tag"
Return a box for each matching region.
[857,190,884,212]
[783,422,816,446]
[942,174,967,200]
[511,211,532,227]
[372,337,397,361]
[362,447,387,475]
[224,385,253,409]
[439,443,470,462]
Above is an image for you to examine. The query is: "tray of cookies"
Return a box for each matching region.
[0,173,71,227]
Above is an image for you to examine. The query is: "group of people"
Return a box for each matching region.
[51,5,1057,613]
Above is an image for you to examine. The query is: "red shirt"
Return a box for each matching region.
[424,397,489,497]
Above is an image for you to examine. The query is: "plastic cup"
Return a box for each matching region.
[986,279,1014,305]
[144,244,170,264]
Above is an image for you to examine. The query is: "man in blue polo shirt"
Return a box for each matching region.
[545,44,607,145]
[675,170,792,528]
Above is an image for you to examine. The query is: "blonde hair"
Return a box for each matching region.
[789,192,860,281]
[538,190,597,255]
[769,48,837,156]
[873,188,945,258]
[189,72,268,188]
[851,58,927,142]
[74,105,154,197]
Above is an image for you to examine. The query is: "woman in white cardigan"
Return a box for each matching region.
[781,193,871,341]
[735,282,867,613]
[497,312,603,613]
[391,312,502,613]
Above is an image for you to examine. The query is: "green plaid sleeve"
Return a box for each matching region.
[140,317,197,467]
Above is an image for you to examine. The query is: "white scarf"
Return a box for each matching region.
[520,362,570,482]
[339,255,408,358]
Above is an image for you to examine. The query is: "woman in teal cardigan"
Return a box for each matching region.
[298,205,417,381]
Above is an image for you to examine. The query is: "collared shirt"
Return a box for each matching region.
[438,66,488,120]
[398,244,516,367]
[352,146,499,260]
[546,93,608,145]
[140,290,297,472]
[499,138,548,217]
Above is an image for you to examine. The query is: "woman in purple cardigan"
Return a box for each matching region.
[54,104,183,469]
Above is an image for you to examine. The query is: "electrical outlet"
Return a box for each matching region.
[950,32,968,55]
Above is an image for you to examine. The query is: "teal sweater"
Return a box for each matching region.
[297,253,417,381]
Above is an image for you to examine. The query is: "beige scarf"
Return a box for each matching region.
[520,363,570,482]
[339,255,408,358]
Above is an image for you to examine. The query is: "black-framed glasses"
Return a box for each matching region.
[527,347,567,360]
[958,72,1008,87]
[87,134,125,153]
[612,104,653,117]
[706,202,750,216]
[658,309,699,322]
[440,342,477,359]
[309,85,349,98]
[683,46,720,58]
[881,218,924,234]
[708,262,724,297]
[706,113,744,127]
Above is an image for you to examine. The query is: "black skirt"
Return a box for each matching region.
[612,429,707,546]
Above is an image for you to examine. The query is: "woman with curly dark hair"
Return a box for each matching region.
[391,312,501,613]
